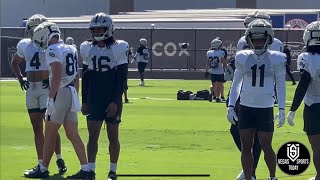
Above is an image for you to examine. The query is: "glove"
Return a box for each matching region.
[274,109,285,128]
[205,72,209,79]
[19,78,29,91]
[287,111,295,126]
[42,79,50,89]
[227,106,238,125]
[45,98,55,116]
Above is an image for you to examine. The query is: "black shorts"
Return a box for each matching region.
[303,103,320,135]
[138,62,147,73]
[87,101,123,124]
[211,74,224,83]
[238,105,274,132]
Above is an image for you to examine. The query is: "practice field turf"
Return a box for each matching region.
[0,80,316,180]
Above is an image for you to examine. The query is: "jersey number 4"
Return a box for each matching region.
[66,53,78,76]
[30,52,41,69]
[251,64,265,87]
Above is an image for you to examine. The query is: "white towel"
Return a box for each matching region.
[68,86,81,112]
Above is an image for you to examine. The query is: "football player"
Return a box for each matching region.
[205,38,227,102]
[80,12,128,180]
[10,14,67,175]
[131,38,149,86]
[65,36,77,48]
[227,19,286,180]
[287,21,320,180]
[231,11,284,180]
[25,22,89,179]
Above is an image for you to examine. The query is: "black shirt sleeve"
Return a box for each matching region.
[290,69,312,111]
[111,64,128,102]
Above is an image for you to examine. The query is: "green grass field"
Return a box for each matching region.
[0,80,316,180]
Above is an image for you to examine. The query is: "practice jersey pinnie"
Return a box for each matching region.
[46,42,78,88]
[236,36,283,52]
[207,49,225,74]
[297,52,320,106]
[136,45,149,63]
[233,50,286,108]
[16,38,48,72]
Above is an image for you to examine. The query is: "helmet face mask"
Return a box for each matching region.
[89,13,114,41]
[32,22,61,50]
[245,19,274,56]
[25,14,48,38]
[303,21,320,47]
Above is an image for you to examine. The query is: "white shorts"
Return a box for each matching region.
[46,87,78,124]
[26,81,49,113]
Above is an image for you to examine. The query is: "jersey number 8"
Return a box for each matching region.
[66,53,78,76]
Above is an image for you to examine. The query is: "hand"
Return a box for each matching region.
[42,79,50,89]
[227,107,238,125]
[81,103,88,115]
[19,78,29,91]
[45,98,55,116]
[205,72,209,79]
[106,102,117,117]
[131,58,136,64]
[274,109,285,128]
[287,111,295,126]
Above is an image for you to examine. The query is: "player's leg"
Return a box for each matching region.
[39,91,67,174]
[285,65,296,85]
[106,101,122,180]
[304,103,320,180]
[252,133,262,178]
[238,105,257,180]
[86,119,103,174]
[210,74,215,100]
[230,123,241,151]
[257,107,276,178]
[138,62,145,86]
[221,82,225,101]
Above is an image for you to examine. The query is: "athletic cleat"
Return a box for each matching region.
[268,177,278,180]
[292,82,297,85]
[66,169,88,179]
[124,98,129,103]
[212,96,216,100]
[87,171,96,180]
[56,159,67,174]
[236,170,245,180]
[138,81,145,86]
[216,97,222,103]
[24,167,49,178]
[221,96,226,101]
[107,171,117,180]
[25,164,39,172]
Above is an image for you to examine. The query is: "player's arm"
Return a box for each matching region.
[81,64,88,104]
[228,53,245,107]
[221,57,227,70]
[236,39,244,52]
[74,54,80,93]
[11,53,29,90]
[274,56,287,110]
[48,62,62,98]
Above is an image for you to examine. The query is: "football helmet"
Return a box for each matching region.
[244,11,271,28]
[303,21,320,47]
[210,38,222,49]
[89,12,114,41]
[245,19,274,55]
[139,38,147,46]
[32,22,61,49]
[65,37,74,45]
[25,14,48,37]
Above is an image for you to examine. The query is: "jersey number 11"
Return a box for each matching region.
[251,64,265,87]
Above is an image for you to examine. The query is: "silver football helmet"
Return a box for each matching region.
[89,12,114,41]
[32,22,61,49]
[245,19,274,55]
[210,38,222,49]
[244,11,271,28]
[139,38,147,46]
[303,21,320,47]
[25,14,48,37]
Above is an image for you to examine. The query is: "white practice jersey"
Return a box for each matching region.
[236,36,283,52]
[16,38,48,72]
[207,49,225,74]
[297,52,320,106]
[229,50,287,109]
[46,42,78,88]
[80,40,129,70]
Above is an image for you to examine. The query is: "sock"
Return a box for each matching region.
[39,163,48,173]
[110,163,117,172]
[88,163,96,171]
[38,159,43,165]
[81,164,88,172]
[56,154,62,160]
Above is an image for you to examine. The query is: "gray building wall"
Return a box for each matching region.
[1,0,110,27]
[257,0,320,9]
[134,0,236,11]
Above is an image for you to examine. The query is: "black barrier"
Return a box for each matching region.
[1,28,304,77]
